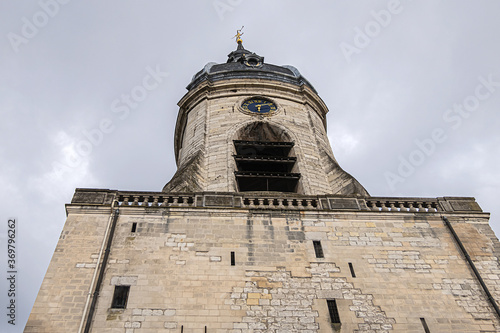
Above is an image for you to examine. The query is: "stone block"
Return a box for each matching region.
[164,322,178,329]
[164,309,176,316]
[205,195,234,207]
[246,298,259,305]
[110,276,138,286]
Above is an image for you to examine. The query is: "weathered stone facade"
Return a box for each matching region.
[25,41,500,332]
[26,191,500,332]
[163,77,367,196]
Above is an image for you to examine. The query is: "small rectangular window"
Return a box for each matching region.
[313,241,324,258]
[327,299,341,324]
[131,222,137,233]
[420,318,430,333]
[111,285,130,309]
[348,263,356,277]
[230,252,235,266]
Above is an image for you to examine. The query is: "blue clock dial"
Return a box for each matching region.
[241,98,277,114]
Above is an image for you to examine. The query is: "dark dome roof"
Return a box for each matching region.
[186,42,317,93]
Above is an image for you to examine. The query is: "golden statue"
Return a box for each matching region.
[233,26,244,43]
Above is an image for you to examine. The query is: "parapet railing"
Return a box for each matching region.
[117,194,196,207]
[241,197,319,209]
[365,199,440,212]
[71,189,482,213]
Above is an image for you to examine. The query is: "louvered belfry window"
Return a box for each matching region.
[234,140,300,192]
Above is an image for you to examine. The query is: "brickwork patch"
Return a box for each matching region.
[227,265,395,332]
[365,250,434,273]
[436,278,498,325]
[327,220,440,248]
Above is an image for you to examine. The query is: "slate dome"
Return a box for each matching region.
[186,41,317,93]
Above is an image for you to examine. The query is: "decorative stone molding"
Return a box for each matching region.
[70,189,484,214]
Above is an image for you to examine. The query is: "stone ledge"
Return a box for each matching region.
[67,189,483,214]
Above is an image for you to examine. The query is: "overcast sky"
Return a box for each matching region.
[2,1,500,331]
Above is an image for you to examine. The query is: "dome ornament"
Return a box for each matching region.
[226,27,264,66]
[232,26,244,44]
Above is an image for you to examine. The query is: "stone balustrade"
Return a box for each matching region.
[366,199,440,212]
[242,197,319,209]
[117,194,195,207]
[70,189,483,213]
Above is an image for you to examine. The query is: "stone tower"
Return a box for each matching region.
[26,37,500,332]
[163,39,367,197]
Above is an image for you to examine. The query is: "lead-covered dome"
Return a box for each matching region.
[186,41,317,93]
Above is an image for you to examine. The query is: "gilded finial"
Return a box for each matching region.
[233,26,244,44]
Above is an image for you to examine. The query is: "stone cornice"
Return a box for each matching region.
[68,189,487,216]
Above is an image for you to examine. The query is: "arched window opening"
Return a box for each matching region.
[233,122,300,192]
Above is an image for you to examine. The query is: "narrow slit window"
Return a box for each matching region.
[348,263,356,277]
[313,240,324,258]
[131,222,137,233]
[231,252,235,266]
[420,318,430,333]
[327,299,341,324]
[111,285,130,309]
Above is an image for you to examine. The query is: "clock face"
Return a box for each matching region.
[241,98,277,114]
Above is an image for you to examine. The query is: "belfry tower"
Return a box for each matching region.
[26,34,500,333]
[163,35,366,196]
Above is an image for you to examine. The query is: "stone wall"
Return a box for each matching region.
[24,206,112,332]
[25,190,500,332]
